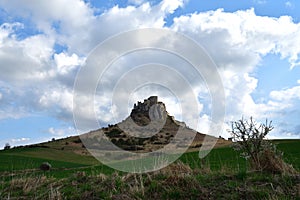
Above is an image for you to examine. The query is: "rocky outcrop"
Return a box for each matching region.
[130,96,167,125]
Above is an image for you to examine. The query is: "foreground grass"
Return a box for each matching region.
[0,163,299,199]
[0,139,299,199]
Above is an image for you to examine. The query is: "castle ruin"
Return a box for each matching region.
[131,96,166,120]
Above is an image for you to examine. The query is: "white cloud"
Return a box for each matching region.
[128,0,145,6]
[39,87,73,118]
[285,1,292,8]
[0,107,28,120]
[170,8,300,137]
[270,85,300,101]
[11,137,30,143]
[268,126,300,139]
[54,53,85,75]
[160,0,184,14]
[253,0,267,4]
[8,137,31,148]
[0,22,23,41]
[0,1,300,139]
[0,0,93,55]
[0,0,186,55]
[48,126,75,137]
[0,24,55,84]
[0,0,93,34]
[173,8,300,68]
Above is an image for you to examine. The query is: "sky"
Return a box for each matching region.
[0,0,300,149]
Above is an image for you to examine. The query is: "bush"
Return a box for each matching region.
[106,129,122,137]
[73,138,82,143]
[229,117,295,174]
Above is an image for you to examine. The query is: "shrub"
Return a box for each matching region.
[106,129,122,137]
[73,138,82,143]
[229,117,295,174]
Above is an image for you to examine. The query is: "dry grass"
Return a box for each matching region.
[256,149,296,175]
[48,184,62,200]
[10,175,48,194]
[1,161,299,200]
[157,160,192,177]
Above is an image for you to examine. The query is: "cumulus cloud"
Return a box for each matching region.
[264,81,300,138]
[160,0,184,14]
[172,8,300,69]
[54,53,85,75]
[0,24,54,84]
[0,0,186,55]
[0,1,300,140]
[0,0,93,34]
[270,84,300,101]
[39,87,74,121]
[170,8,300,137]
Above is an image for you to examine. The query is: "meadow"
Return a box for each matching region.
[0,139,299,199]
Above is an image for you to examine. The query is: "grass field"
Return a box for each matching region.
[0,139,299,199]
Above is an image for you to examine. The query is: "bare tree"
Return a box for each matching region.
[229,117,295,173]
[229,117,273,169]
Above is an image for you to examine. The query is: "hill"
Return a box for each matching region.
[81,96,231,153]
[10,96,230,158]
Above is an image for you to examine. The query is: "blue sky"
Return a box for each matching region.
[0,0,300,148]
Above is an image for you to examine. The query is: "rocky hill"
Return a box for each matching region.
[81,96,230,153]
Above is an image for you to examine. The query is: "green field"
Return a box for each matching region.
[1,140,299,172]
[181,140,300,171]
[0,139,299,199]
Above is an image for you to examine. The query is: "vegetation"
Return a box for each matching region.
[0,160,299,199]
[229,117,296,174]
[0,133,299,199]
[3,143,10,150]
